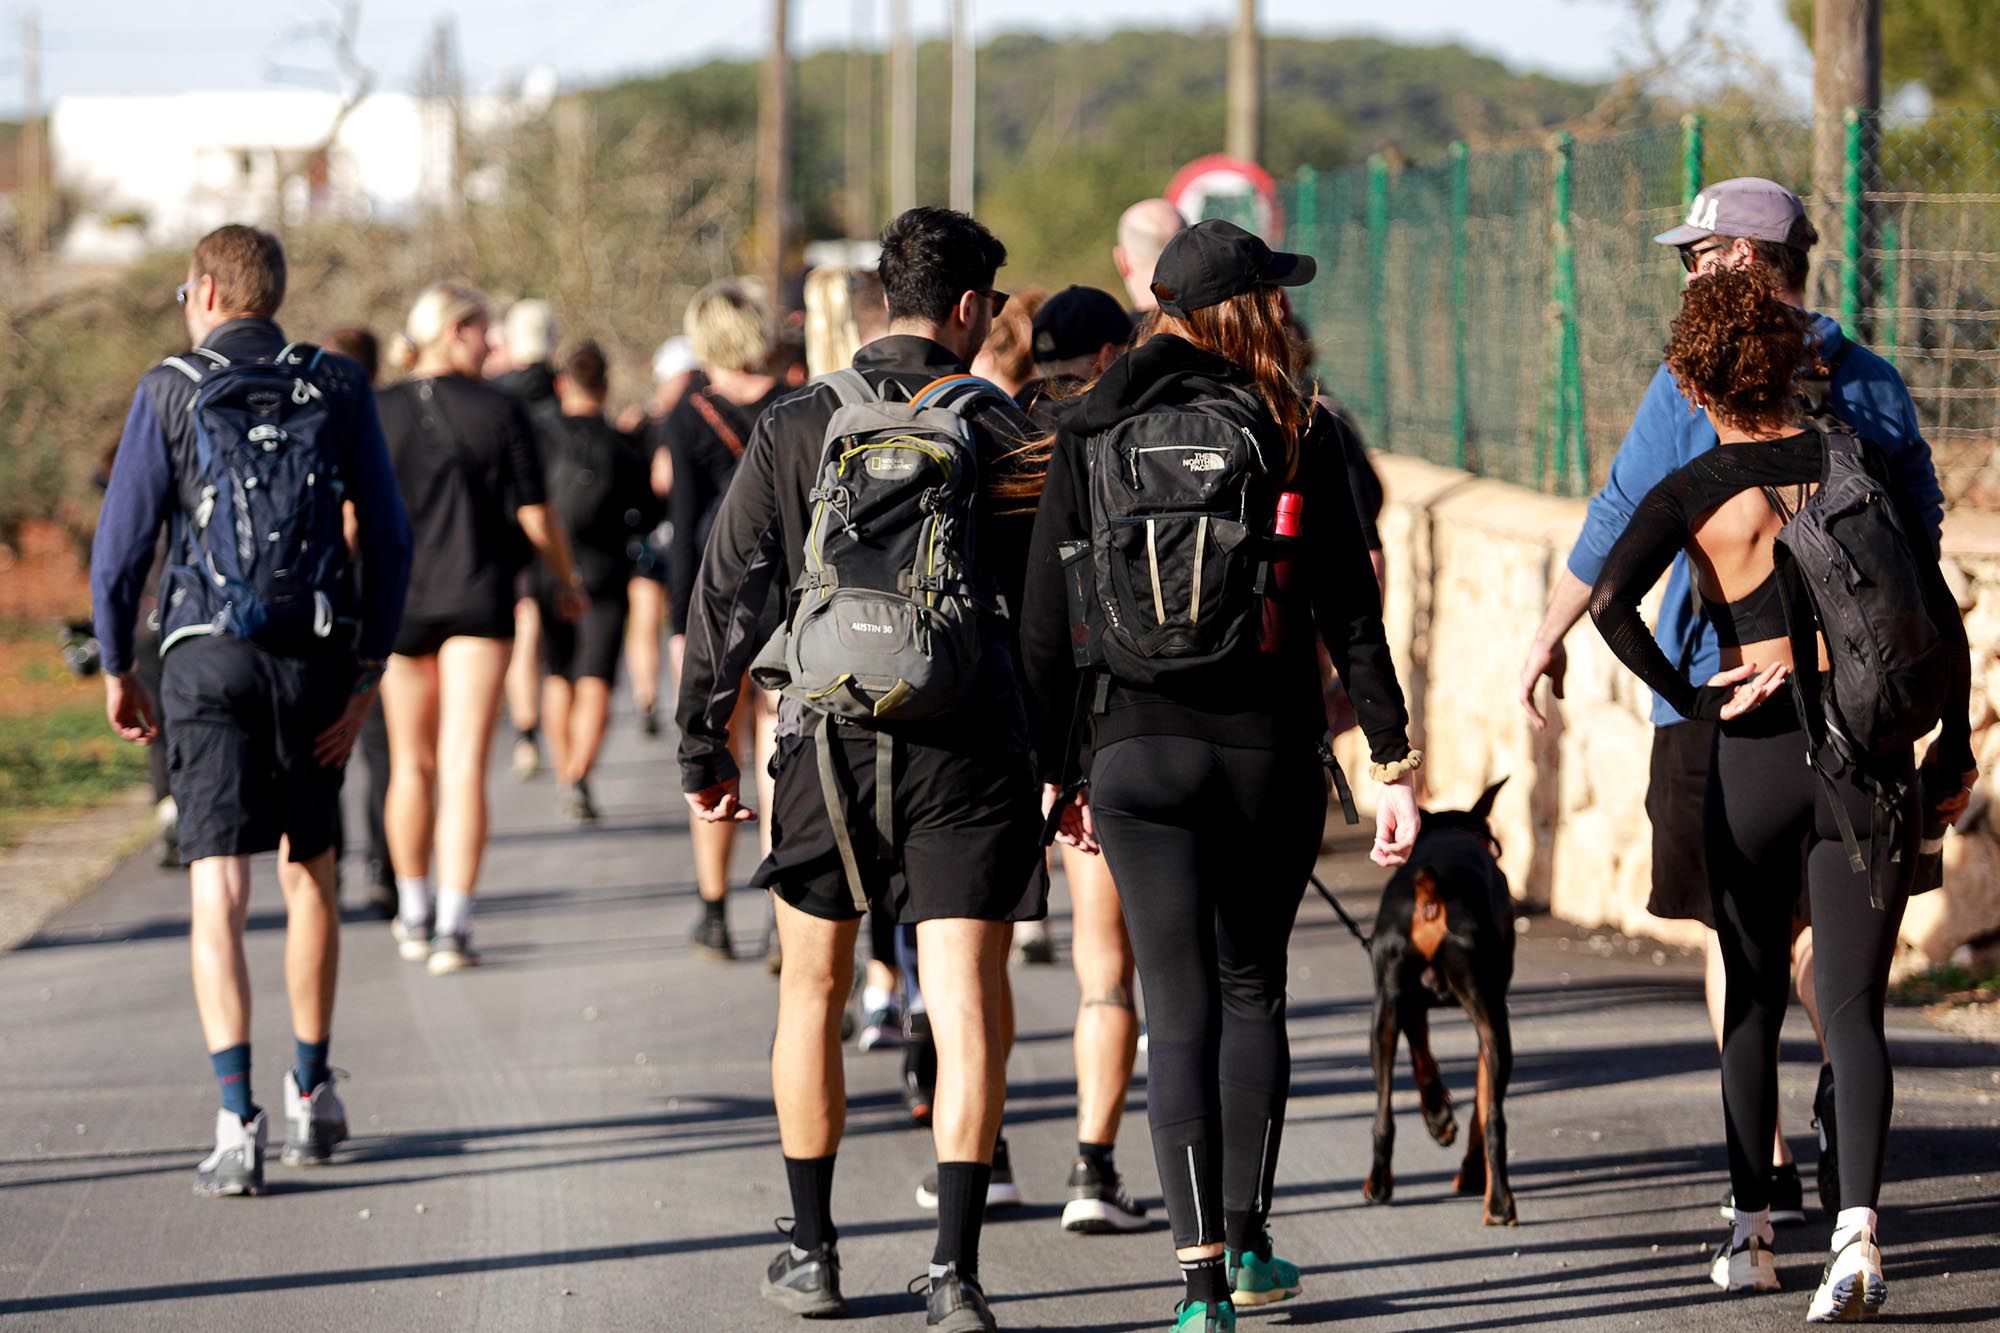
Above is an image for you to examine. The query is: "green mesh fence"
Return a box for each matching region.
[1241,111,2000,505]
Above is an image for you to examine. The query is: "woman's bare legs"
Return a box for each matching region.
[1064,844,1139,1149]
[626,577,665,727]
[382,653,440,881]
[506,597,542,775]
[433,636,511,902]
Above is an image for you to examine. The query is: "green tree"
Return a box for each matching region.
[1787,0,2000,106]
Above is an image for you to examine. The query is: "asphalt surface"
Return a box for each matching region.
[2,713,1997,1331]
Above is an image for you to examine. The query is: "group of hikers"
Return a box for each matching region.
[85,169,1970,1329]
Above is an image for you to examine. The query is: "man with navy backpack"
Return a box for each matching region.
[677,207,1043,1331]
[91,224,411,1197]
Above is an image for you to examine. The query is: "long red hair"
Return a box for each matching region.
[1149,285,1313,478]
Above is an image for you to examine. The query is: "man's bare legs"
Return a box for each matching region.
[771,896,861,1156]
[505,597,542,774]
[277,843,339,1045]
[917,918,1010,1165]
[190,855,255,1054]
[625,576,665,728]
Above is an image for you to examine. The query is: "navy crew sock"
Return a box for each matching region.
[783,1154,839,1254]
[211,1043,255,1121]
[294,1038,330,1096]
[930,1161,992,1278]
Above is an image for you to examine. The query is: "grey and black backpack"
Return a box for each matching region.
[751,369,1014,908]
[1768,431,1951,901]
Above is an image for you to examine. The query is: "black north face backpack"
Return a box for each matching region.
[1084,384,1274,684]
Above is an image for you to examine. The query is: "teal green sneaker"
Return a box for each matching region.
[1226,1236,1301,1308]
[1173,1298,1236,1331]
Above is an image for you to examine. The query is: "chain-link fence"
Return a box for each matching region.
[1255,110,2000,506]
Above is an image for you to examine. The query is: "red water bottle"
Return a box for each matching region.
[1261,491,1305,652]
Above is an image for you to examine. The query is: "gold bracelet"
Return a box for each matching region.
[1370,750,1424,785]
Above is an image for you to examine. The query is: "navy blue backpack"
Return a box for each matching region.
[162,343,352,648]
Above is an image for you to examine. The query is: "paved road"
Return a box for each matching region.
[2,715,1996,1331]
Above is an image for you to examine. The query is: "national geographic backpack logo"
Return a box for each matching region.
[865,453,921,480]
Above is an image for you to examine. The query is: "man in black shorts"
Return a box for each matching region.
[90,225,411,1196]
[678,207,1044,1331]
[539,340,652,822]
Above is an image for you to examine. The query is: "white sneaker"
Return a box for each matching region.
[1807,1231,1886,1323]
[428,932,480,974]
[193,1108,267,1197]
[392,916,433,963]
[1710,1233,1781,1293]
[281,1069,349,1166]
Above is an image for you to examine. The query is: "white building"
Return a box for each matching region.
[50,83,549,265]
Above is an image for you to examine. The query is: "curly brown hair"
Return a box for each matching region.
[1664,267,1811,433]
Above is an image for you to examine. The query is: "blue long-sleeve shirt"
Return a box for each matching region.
[1565,313,1942,727]
[91,318,410,676]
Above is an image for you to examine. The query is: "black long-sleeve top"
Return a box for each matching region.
[1019,334,1412,786]
[1588,430,1972,771]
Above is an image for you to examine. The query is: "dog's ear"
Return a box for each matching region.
[1471,776,1509,821]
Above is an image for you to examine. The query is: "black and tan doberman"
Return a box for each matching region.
[1360,778,1518,1226]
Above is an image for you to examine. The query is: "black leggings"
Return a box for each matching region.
[1090,735,1324,1250]
[1707,713,1912,1215]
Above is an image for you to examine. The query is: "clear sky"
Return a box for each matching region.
[12,0,1810,116]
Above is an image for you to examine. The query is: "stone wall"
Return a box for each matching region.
[1338,454,2000,971]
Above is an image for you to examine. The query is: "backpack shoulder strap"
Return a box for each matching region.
[814,367,878,411]
[688,390,747,459]
[162,345,231,385]
[910,373,1008,412]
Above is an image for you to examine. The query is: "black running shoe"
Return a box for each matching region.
[690,909,734,961]
[1813,1062,1840,1219]
[640,703,661,739]
[1062,1154,1149,1233]
[918,1264,997,1332]
[363,862,398,920]
[915,1137,1023,1210]
[903,1012,937,1126]
[761,1221,845,1318]
[1718,1165,1807,1226]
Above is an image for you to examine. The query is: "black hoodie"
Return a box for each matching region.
[1019,334,1411,785]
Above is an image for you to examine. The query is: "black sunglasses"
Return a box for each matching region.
[1679,240,1729,274]
[981,288,1010,317]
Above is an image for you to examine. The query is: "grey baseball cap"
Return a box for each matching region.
[1653,177,1817,250]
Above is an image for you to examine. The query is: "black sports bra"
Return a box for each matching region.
[1702,567,1789,648]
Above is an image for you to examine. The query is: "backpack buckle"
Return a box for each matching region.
[292,378,322,406]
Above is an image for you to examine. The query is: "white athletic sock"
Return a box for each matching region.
[434,887,472,938]
[396,876,432,926]
[862,986,893,1016]
[1832,1206,1878,1252]
[1732,1206,1773,1248]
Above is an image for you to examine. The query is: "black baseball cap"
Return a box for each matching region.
[1032,285,1133,363]
[1149,218,1315,319]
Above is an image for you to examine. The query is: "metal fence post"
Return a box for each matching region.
[1880,215,1899,367]
[1681,112,1704,207]
[1549,132,1585,494]
[1842,106,1864,337]
[1367,153,1389,449]
[1449,141,1469,470]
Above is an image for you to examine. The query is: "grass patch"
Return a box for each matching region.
[1889,963,2000,1006]
[0,630,148,849]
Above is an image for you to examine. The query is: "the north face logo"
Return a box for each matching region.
[1183,452,1225,473]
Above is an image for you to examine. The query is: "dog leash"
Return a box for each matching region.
[1310,873,1372,952]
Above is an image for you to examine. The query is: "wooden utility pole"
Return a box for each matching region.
[758,0,794,335]
[19,6,44,288]
[948,0,974,213]
[888,0,914,216]
[1809,0,1880,313]
[1227,0,1261,165]
[845,0,874,237]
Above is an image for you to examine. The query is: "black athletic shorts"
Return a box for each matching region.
[753,724,1048,926]
[1646,720,1717,926]
[160,635,355,864]
[392,606,515,658]
[542,589,629,683]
